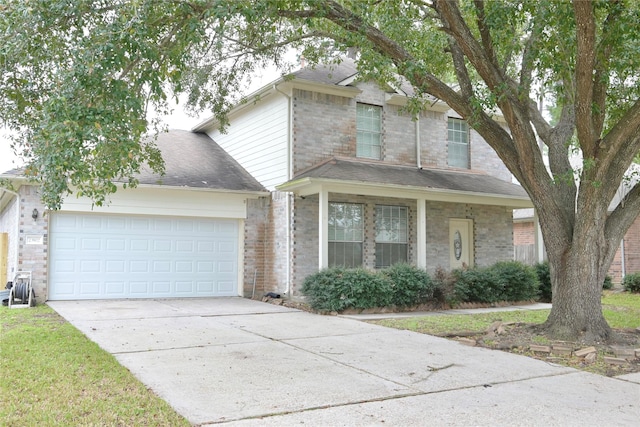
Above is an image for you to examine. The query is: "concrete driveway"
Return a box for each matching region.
[48,298,640,426]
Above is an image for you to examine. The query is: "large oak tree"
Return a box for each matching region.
[2,1,640,342]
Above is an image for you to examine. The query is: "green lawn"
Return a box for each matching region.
[373,292,640,335]
[0,305,190,426]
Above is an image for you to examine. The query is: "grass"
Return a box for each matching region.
[374,309,550,335]
[0,305,190,426]
[373,292,640,335]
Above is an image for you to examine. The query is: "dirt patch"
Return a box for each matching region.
[443,321,640,377]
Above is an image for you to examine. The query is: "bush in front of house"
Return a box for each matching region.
[452,266,502,303]
[300,267,392,312]
[534,261,552,302]
[622,272,640,293]
[381,263,436,307]
[454,261,539,303]
[490,261,540,302]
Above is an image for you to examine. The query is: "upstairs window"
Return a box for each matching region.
[448,117,469,168]
[375,205,408,268]
[356,103,382,159]
[328,203,364,268]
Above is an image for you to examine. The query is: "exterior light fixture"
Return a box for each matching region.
[32,208,38,220]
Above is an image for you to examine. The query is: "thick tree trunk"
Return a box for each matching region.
[544,255,611,343]
[542,209,613,343]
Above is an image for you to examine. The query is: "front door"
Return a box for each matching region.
[449,219,474,269]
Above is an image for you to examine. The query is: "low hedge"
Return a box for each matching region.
[299,267,392,312]
[622,272,640,293]
[301,261,571,312]
[300,264,434,312]
[381,263,436,307]
[453,261,539,304]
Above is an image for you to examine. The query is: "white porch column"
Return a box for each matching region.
[417,197,427,268]
[533,210,545,262]
[318,189,329,269]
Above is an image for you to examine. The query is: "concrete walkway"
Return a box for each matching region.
[48,298,640,426]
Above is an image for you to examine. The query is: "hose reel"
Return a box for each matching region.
[9,271,35,308]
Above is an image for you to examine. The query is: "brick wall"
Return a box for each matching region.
[243,192,292,298]
[513,221,535,245]
[291,194,319,296]
[419,110,448,168]
[3,185,49,302]
[291,82,512,180]
[286,194,512,296]
[425,201,514,272]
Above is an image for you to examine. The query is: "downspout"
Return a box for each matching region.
[274,84,293,296]
[416,114,422,169]
[620,238,626,281]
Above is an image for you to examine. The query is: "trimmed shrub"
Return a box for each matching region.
[491,261,539,302]
[535,261,552,302]
[622,272,640,293]
[602,275,613,290]
[300,267,392,311]
[382,263,435,307]
[454,261,539,303]
[453,267,502,303]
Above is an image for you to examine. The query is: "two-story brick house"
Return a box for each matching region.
[194,58,532,298]
[0,58,531,302]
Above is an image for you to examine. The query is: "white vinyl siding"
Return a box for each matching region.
[207,96,289,190]
[448,117,469,168]
[357,103,382,159]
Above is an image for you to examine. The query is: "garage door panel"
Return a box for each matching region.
[49,214,240,300]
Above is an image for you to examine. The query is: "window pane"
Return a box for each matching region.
[447,118,469,168]
[329,242,363,268]
[376,205,408,243]
[357,103,382,159]
[329,203,363,267]
[375,243,408,268]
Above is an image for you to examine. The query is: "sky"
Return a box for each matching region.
[0,108,202,174]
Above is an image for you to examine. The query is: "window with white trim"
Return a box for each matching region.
[356,103,382,159]
[328,202,364,268]
[447,117,469,168]
[375,205,408,268]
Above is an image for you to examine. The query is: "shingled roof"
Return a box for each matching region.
[135,130,266,192]
[291,57,427,99]
[280,157,530,203]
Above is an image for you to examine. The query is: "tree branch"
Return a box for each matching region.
[472,1,499,71]
[573,0,597,156]
[592,0,621,137]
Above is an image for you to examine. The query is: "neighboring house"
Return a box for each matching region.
[0,131,267,301]
[514,209,640,284]
[0,58,532,302]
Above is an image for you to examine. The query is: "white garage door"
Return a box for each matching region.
[49,213,240,300]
